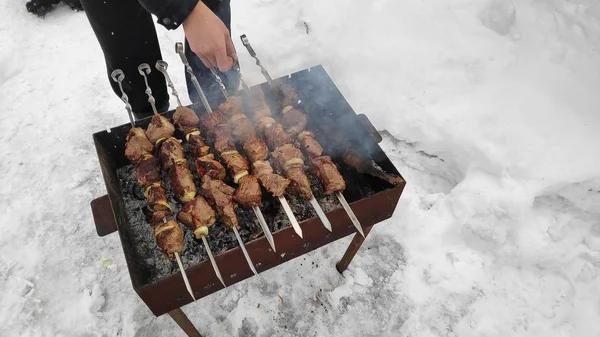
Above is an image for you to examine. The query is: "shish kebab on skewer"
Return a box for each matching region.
[173,44,290,247]
[140,62,229,286]
[112,68,195,300]
[158,57,261,275]
[206,65,334,234]
[238,35,365,236]
[209,67,339,234]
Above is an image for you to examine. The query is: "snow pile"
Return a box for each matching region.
[1,0,600,336]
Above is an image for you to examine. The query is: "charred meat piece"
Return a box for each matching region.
[229,114,256,144]
[125,127,153,163]
[311,156,346,195]
[252,161,290,197]
[187,132,211,158]
[148,210,171,228]
[135,153,161,187]
[144,184,173,213]
[282,107,307,137]
[242,138,269,163]
[272,144,305,171]
[201,176,239,230]
[257,117,276,135]
[264,123,293,150]
[233,174,262,208]
[145,114,175,145]
[274,83,299,109]
[158,137,186,170]
[200,111,225,134]
[196,154,227,181]
[173,106,200,135]
[221,151,249,182]
[169,161,197,202]
[343,149,404,186]
[178,196,217,238]
[154,219,184,260]
[213,126,236,154]
[285,166,313,200]
[298,131,323,159]
[218,96,244,118]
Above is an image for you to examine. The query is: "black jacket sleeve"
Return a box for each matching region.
[137,0,199,30]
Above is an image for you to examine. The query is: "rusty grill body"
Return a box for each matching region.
[90,65,405,317]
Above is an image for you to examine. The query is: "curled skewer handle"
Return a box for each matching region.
[210,68,229,98]
[156,60,182,107]
[239,34,273,85]
[175,42,213,114]
[110,69,135,128]
[137,63,158,115]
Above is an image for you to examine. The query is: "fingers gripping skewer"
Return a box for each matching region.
[155,60,227,286]
[155,61,182,107]
[138,63,159,115]
[175,42,213,114]
[209,70,278,251]
[240,34,273,85]
[110,69,135,128]
[174,252,196,300]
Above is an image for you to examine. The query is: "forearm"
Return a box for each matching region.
[137,0,199,30]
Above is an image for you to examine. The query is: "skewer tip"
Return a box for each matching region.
[174,252,196,301]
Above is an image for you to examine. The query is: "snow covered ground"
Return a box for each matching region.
[1,0,600,336]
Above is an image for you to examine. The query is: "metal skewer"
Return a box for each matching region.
[201,236,226,286]
[137,63,159,115]
[233,227,258,275]
[155,60,228,286]
[175,42,213,114]
[174,252,195,300]
[209,69,280,250]
[336,192,364,237]
[240,35,273,85]
[110,69,135,128]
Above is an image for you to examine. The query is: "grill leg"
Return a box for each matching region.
[336,226,372,273]
[168,308,203,337]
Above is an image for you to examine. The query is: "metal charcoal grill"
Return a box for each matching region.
[90,65,406,334]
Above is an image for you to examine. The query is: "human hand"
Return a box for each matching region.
[183,1,237,72]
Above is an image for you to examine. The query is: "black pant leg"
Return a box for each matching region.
[184,0,239,106]
[80,0,169,119]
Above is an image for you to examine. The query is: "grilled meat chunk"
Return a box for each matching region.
[242,138,269,163]
[144,184,173,213]
[256,117,276,135]
[148,210,171,228]
[311,156,346,195]
[196,154,227,181]
[229,114,256,144]
[213,126,236,154]
[274,83,299,109]
[233,174,262,208]
[221,151,249,182]
[298,131,323,159]
[200,112,224,134]
[158,137,186,170]
[264,123,293,150]
[145,114,175,145]
[187,132,211,158]
[154,220,184,260]
[173,106,200,135]
[201,176,239,230]
[135,153,161,187]
[272,144,305,171]
[169,161,197,202]
[252,161,290,197]
[125,127,153,163]
[218,96,244,118]
[285,166,313,200]
[178,196,216,238]
[282,107,307,137]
